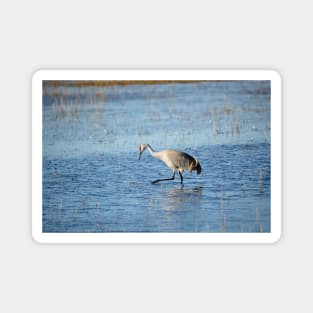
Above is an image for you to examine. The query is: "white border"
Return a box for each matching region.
[32,70,281,243]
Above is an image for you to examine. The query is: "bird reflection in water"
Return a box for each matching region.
[161,186,203,211]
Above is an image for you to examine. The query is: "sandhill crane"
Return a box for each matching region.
[138,144,201,185]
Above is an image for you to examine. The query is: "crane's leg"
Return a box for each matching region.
[179,172,184,185]
[152,172,175,184]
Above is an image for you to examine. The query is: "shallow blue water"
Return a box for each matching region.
[43,81,270,232]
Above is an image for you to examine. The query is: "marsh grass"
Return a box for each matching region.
[44,80,269,151]
[255,207,263,232]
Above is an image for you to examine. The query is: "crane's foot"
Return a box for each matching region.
[151,178,173,184]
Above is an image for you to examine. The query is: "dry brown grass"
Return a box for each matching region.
[43,80,209,88]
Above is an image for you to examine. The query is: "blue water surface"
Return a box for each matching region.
[43,81,271,233]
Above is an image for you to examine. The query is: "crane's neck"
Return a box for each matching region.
[145,144,164,161]
[146,144,155,154]
[144,144,158,157]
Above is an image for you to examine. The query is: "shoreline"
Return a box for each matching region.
[43,80,213,88]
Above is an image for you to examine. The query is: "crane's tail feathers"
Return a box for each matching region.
[193,158,201,175]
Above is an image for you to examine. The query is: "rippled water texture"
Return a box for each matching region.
[43,81,271,232]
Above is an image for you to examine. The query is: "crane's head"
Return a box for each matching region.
[139,144,148,160]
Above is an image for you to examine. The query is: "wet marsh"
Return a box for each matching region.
[43,80,270,232]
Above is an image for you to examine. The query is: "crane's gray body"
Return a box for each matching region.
[139,144,201,185]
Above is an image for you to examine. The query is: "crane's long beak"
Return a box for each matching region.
[139,151,142,160]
